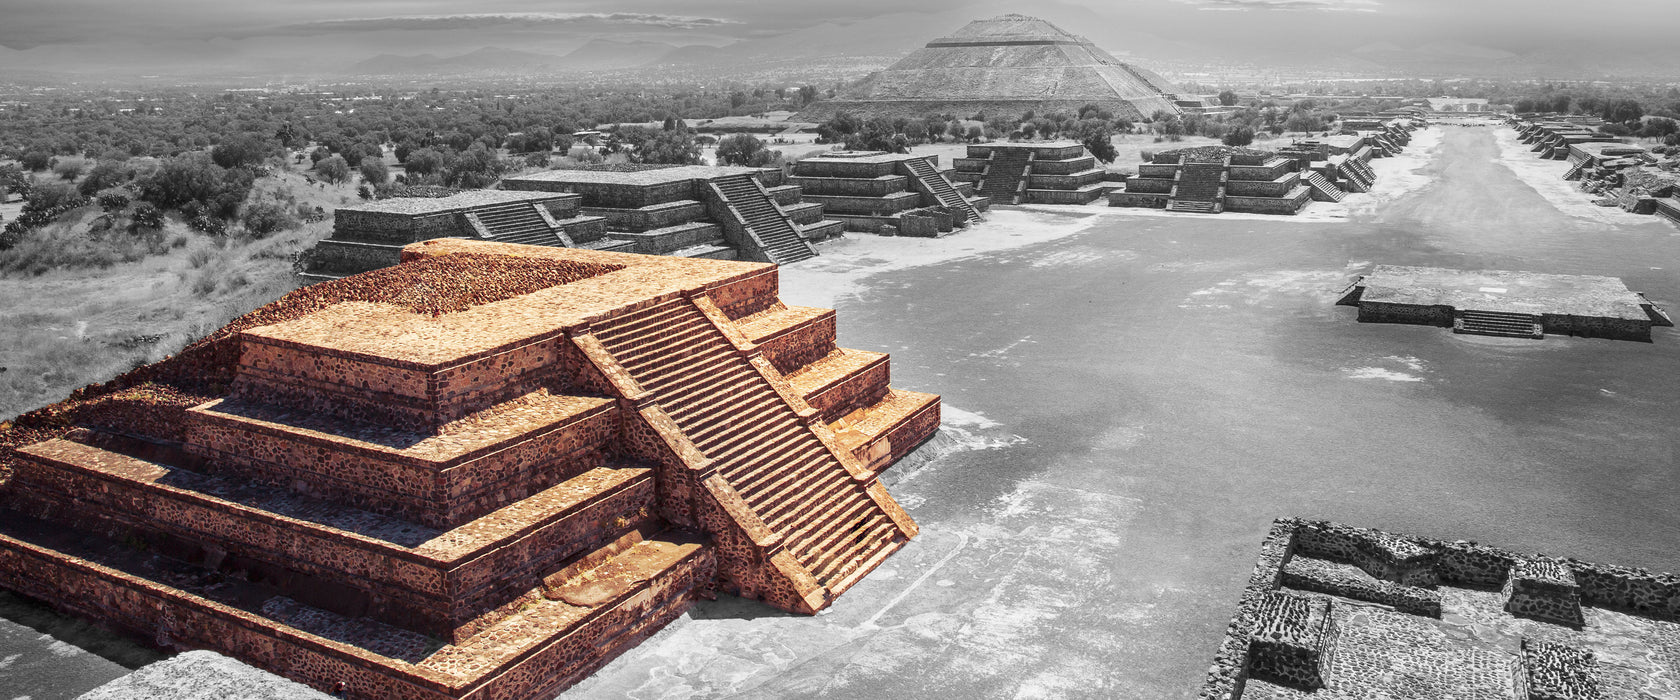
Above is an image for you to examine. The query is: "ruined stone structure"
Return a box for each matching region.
[1517,121,1621,160]
[1276,134,1384,195]
[298,190,610,281]
[798,14,1196,122]
[788,152,988,234]
[1338,265,1672,342]
[0,240,939,699]
[946,141,1114,206]
[1202,518,1680,699]
[1109,146,1315,215]
[501,165,839,266]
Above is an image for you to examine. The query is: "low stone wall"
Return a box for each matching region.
[800,192,921,216]
[1026,156,1100,176]
[1226,177,1293,198]
[1125,177,1175,195]
[1358,301,1453,326]
[304,240,406,276]
[1138,163,1179,179]
[967,143,1086,160]
[607,223,723,255]
[765,184,802,205]
[582,201,705,233]
[1109,191,1168,209]
[1539,313,1651,342]
[1027,170,1103,190]
[708,266,781,321]
[1025,187,1105,205]
[788,175,908,198]
[334,211,463,245]
[1229,162,1292,181]
[804,357,890,424]
[1225,189,1311,215]
[791,159,897,179]
[754,311,837,376]
[853,394,940,476]
[1280,556,1443,617]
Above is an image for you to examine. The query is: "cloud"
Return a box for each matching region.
[286,12,738,34]
[1171,0,1380,11]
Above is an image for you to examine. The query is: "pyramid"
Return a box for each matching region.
[799,14,1192,122]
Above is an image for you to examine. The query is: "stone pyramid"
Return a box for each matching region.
[800,14,1191,121]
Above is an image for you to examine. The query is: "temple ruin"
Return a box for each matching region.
[798,14,1202,122]
[0,240,937,699]
[1337,265,1672,341]
[787,151,987,234]
[1518,120,1620,160]
[948,141,1118,205]
[302,165,844,281]
[1110,119,1416,215]
[1203,518,1680,699]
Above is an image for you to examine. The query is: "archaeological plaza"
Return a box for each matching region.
[3,10,1680,700]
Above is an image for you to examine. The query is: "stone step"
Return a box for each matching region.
[0,507,714,700]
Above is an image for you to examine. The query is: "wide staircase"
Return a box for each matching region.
[903,157,983,225]
[1167,161,1225,213]
[1454,310,1543,339]
[713,174,816,265]
[980,149,1032,204]
[467,201,565,247]
[1304,171,1346,203]
[591,299,903,592]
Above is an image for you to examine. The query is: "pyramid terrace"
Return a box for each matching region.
[0,240,937,699]
[787,151,987,234]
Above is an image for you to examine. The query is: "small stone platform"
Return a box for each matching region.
[1203,518,1680,700]
[1337,265,1672,341]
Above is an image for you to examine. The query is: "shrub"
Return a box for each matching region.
[239,200,299,238]
[359,158,389,185]
[78,161,131,197]
[1223,126,1256,147]
[211,135,274,169]
[716,134,767,166]
[53,157,86,181]
[97,192,130,212]
[130,203,164,231]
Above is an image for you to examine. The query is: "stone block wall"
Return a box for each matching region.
[582,201,705,232]
[1358,301,1454,326]
[1225,189,1311,215]
[1539,313,1652,342]
[333,211,464,245]
[788,175,909,197]
[791,159,898,179]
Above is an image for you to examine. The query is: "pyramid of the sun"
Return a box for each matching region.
[799,14,1190,122]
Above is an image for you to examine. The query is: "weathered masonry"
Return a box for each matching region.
[1203,518,1680,699]
[789,152,988,235]
[948,141,1116,206]
[0,240,940,699]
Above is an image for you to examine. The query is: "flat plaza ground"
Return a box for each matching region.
[570,125,1680,699]
[5,125,1680,698]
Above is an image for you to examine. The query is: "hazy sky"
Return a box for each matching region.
[1,0,1676,72]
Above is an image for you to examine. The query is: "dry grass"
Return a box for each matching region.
[0,217,332,420]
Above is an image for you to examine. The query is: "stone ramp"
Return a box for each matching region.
[589,298,910,600]
[902,157,983,225]
[712,174,816,265]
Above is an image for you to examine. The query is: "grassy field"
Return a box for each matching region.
[0,166,351,421]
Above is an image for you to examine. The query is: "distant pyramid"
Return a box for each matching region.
[799,14,1193,121]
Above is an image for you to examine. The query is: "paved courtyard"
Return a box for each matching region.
[4,126,1679,699]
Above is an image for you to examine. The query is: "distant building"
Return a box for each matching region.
[1425,97,1490,113]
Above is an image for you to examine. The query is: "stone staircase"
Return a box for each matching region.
[980,148,1032,205]
[1167,161,1225,213]
[467,201,566,247]
[590,299,904,592]
[1454,309,1543,339]
[903,157,983,225]
[713,174,816,265]
[1304,171,1346,203]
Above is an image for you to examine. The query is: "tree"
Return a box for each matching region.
[403,148,447,176]
[20,151,52,171]
[211,134,273,169]
[1222,126,1256,147]
[716,134,767,166]
[359,158,389,185]
[53,158,85,181]
[315,155,351,184]
[1218,90,1239,107]
[632,129,701,165]
[1081,128,1117,164]
[78,161,130,196]
[1603,99,1644,124]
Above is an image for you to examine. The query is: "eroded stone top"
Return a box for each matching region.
[1358,265,1650,319]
